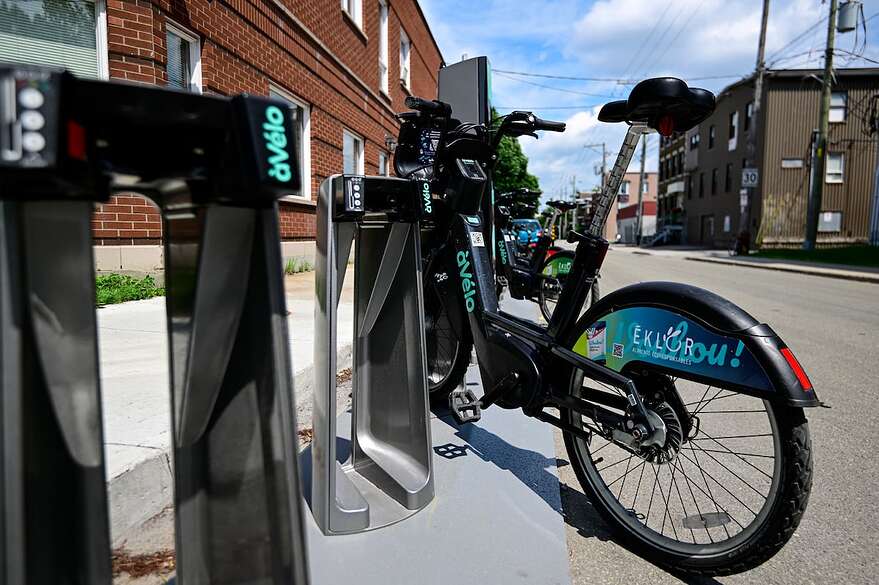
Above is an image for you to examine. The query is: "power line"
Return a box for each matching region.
[493,104,603,110]
[493,69,745,83]
[493,71,617,98]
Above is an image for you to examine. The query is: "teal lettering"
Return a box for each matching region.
[264,105,292,183]
[456,250,477,312]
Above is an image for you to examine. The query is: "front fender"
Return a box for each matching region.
[570,281,818,407]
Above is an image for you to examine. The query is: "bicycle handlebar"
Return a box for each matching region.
[404,96,451,117]
[532,116,566,132]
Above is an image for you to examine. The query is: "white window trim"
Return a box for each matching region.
[378,151,389,176]
[728,111,738,151]
[95,0,109,80]
[829,91,847,123]
[825,152,844,184]
[343,128,365,175]
[269,84,312,202]
[378,0,389,96]
[399,28,411,90]
[341,0,363,29]
[165,20,202,93]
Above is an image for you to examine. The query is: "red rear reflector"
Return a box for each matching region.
[780,348,812,391]
[658,115,674,137]
[67,120,87,161]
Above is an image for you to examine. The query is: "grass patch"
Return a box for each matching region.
[96,274,164,306]
[753,246,879,269]
[284,257,313,275]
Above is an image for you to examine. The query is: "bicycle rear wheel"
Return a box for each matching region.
[562,366,812,576]
[423,278,472,399]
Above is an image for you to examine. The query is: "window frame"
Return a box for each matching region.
[269,84,312,202]
[825,152,844,184]
[708,125,715,149]
[378,0,389,96]
[620,180,629,195]
[711,168,718,195]
[341,0,363,29]
[399,28,411,90]
[724,162,733,192]
[728,111,738,151]
[744,101,753,131]
[165,20,202,93]
[378,151,389,176]
[343,128,365,175]
[829,91,847,123]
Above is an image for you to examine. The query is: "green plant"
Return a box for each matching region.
[95,274,164,306]
[284,257,314,275]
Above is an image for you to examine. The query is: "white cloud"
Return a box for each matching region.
[419,0,878,211]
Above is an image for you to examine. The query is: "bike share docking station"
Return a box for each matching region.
[0,64,308,584]
[311,174,434,534]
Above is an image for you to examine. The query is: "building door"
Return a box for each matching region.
[700,215,715,245]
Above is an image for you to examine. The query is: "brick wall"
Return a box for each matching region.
[97,0,444,243]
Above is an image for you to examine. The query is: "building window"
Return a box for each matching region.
[745,102,753,131]
[343,129,364,175]
[781,158,804,169]
[829,91,847,123]
[378,151,389,176]
[708,125,715,149]
[825,152,844,183]
[687,175,694,200]
[399,28,411,90]
[689,132,700,150]
[711,168,718,195]
[269,85,311,200]
[724,163,732,192]
[728,111,738,150]
[643,179,649,194]
[341,0,362,28]
[699,172,704,198]
[166,21,201,93]
[620,180,629,195]
[378,0,389,95]
[0,0,109,79]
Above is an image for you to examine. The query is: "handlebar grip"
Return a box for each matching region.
[404,96,451,116]
[533,116,566,132]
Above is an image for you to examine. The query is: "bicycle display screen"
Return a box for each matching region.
[418,128,442,165]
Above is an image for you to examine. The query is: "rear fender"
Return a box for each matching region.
[569,281,818,407]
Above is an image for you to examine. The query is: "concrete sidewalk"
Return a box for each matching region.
[615,245,879,284]
[100,270,354,547]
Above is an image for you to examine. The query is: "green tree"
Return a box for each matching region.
[492,109,541,219]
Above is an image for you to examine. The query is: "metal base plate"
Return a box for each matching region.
[301,364,571,585]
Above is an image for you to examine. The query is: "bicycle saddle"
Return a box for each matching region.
[547,200,576,212]
[598,77,715,135]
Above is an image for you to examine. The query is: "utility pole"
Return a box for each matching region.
[635,135,647,245]
[584,143,607,235]
[804,0,839,250]
[571,175,578,230]
[869,94,879,246]
[741,0,770,252]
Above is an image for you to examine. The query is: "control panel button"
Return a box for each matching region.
[18,87,44,109]
[20,110,45,131]
[345,177,364,212]
[22,131,46,152]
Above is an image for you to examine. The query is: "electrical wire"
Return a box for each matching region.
[493,71,617,98]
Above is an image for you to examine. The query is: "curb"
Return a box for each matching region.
[685,256,879,284]
[107,342,354,548]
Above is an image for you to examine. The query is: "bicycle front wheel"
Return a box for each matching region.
[562,366,812,576]
[538,251,574,321]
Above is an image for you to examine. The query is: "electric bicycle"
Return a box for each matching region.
[495,194,577,321]
[396,78,817,576]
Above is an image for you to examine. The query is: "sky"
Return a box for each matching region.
[418,0,879,203]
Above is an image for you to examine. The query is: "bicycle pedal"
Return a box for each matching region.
[449,388,482,424]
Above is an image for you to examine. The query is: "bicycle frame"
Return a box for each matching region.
[435,123,659,435]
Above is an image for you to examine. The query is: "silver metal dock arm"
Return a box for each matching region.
[588,124,651,237]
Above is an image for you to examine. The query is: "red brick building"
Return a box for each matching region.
[1,0,443,269]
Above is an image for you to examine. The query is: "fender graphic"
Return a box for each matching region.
[573,306,773,391]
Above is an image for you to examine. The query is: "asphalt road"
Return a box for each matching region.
[557,248,879,584]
